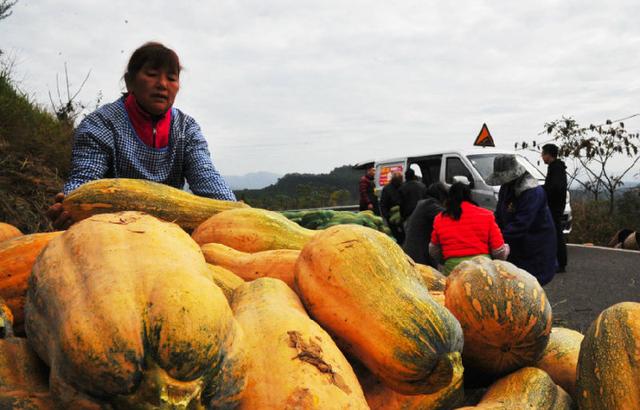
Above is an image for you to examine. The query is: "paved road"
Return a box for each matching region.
[543,244,640,333]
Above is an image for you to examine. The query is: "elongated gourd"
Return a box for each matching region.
[295,224,464,395]
[0,223,22,243]
[576,301,640,409]
[232,278,368,409]
[534,327,583,400]
[0,232,62,333]
[202,243,299,288]
[62,178,249,231]
[445,257,553,376]
[193,208,316,251]
[25,211,246,409]
[206,263,245,302]
[458,367,573,409]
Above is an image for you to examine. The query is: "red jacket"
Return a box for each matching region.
[431,202,504,259]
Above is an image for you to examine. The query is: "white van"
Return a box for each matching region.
[355,147,572,233]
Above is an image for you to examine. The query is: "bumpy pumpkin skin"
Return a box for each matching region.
[534,327,583,399]
[206,263,245,302]
[576,302,640,409]
[192,208,316,251]
[62,178,249,231]
[357,356,464,410]
[25,212,246,409]
[445,257,552,376]
[231,278,369,409]
[0,232,62,334]
[415,263,447,291]
[202,242,299,288]
[0,222,22,243]
[295,224,464,395]
[459,367,573,409]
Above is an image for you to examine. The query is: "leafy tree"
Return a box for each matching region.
[518,116,640,214]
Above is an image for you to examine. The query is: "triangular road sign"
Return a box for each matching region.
[474,123,495,147]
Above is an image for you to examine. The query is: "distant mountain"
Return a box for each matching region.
[223,172,282,190]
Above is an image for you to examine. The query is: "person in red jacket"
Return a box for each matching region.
[429,182,509,274]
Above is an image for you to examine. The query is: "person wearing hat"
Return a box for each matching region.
[488,155,557,285]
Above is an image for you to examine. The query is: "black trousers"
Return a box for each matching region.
[553,216,567,269]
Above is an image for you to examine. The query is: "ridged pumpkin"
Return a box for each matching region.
[25,211,247,409]
[231,278,369,409]
[415,263,447,291]
[0,222,22,243]
[0,231,62,334]
[192,208,316,251]
[62,178,249,231]
[0,298,53,410]
[458,367,573,409]
[206,263,245,302]
[576,301,640,409]
[202,242,299,288]
[357,357,464,410]
[295,224,464,395]
[534,327,583,399]
[445,257,552,376]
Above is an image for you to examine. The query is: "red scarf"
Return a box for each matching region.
[124,94,171,149]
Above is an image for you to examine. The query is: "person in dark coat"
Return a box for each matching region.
[403,182,448,267]
[488,155,557,286]
[380,171,405,244]
[359,167,380,215]
[542,144,568,273]
[399,168,427,220]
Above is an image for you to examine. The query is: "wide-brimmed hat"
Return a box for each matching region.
[486,155,527,186]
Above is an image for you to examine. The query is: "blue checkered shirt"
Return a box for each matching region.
[63,97,236,201]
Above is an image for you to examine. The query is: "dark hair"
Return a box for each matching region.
[426,182,448,203]
[124,42,182,87]
[405,168,416,180]
[444,182,474,220]
[542,143,559,158]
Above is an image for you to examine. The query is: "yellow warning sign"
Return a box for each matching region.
[474,123,495,147]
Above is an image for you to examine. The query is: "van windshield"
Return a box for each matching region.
[467,154,545,186]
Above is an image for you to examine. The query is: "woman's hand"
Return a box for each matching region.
[46,193,73,230]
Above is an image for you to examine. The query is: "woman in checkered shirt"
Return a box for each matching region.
[47,42,236,229]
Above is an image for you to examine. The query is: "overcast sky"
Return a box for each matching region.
[2,0,639,177]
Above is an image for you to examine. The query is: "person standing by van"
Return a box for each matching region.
[399,168,427,220]
[541,144,568,273]
[489,155,557,285]
[429,182,509,274]
[380,171,405,244]
[359,167,380,215]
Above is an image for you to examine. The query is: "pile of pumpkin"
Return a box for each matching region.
[0,178,637,409]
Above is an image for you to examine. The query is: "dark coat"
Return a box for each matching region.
[402,198,444,267]
[495,180,557,286]
[359,175,380,215]
[380,183,402,222]
[399,180,427,219]
[544,159,567,220]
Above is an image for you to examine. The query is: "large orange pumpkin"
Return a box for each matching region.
[202,242,299,288]
[25,211,246,409]
[232,278,368,409]
[192,208,316,251]
[576,301,640,409]
[445,257,552,376]
[295,224,464,395]
[0,231,62,334]
[0,222,22,243]
[458,367,573,409]
[534,327,583,399]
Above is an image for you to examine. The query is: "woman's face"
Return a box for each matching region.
[128,63,180,116]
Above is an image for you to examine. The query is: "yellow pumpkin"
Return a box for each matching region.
[231,278,368,409]
[415,263,447,291]
[0,222,22,243]
[295,224,464,395]
[206,263,245,302]
[25,211,246,409]
[534,327,583,399]
[202,242,299,288]
[192,208,316,251]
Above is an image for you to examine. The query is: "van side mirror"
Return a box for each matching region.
[452,175,474,188]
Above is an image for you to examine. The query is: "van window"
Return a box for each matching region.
[445,157,472,184]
